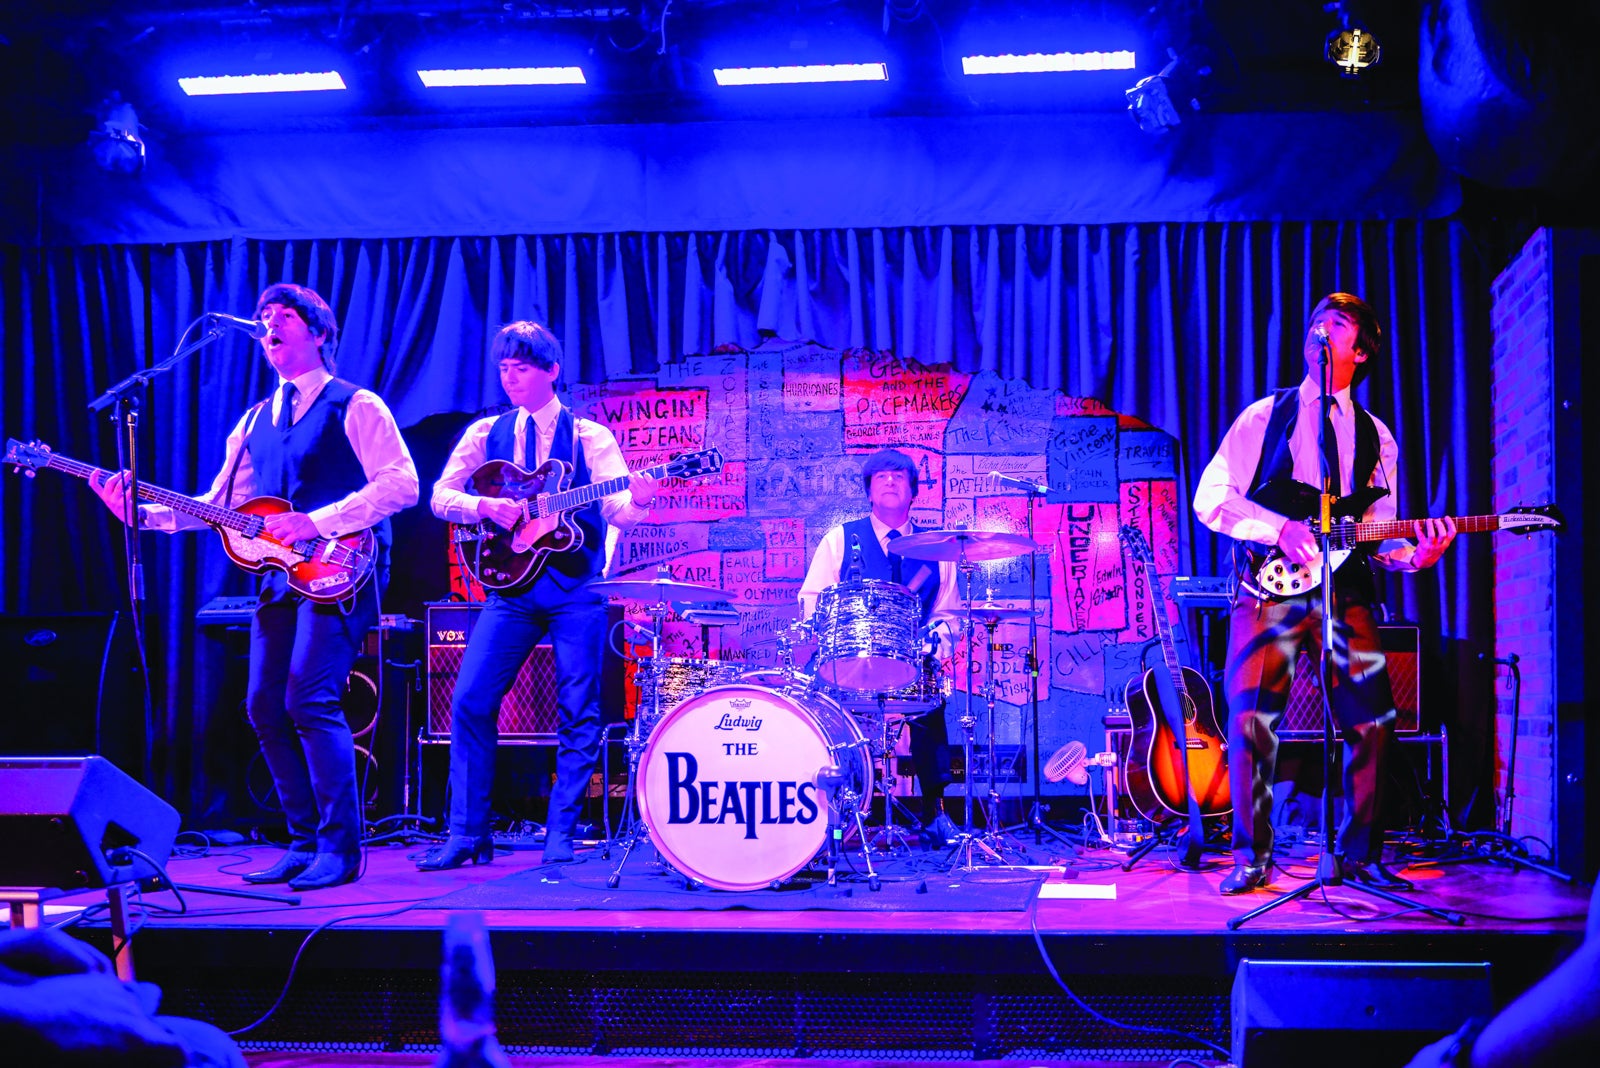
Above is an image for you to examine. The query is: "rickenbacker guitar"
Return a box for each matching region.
[456,446,724,592]
[1118,525,1232,824]
[1248,479,1564,599]
[5,437,375,603]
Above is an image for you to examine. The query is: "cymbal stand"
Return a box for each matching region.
[603,598,669,889]
[973,612,1032,864]
[946,551,1004,870]
[869,697,918,854]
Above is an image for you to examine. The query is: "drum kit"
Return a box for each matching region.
[587,526,1041,892]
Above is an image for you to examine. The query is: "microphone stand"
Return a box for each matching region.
[1022,483,1046,843]
[1231,332,1461,929]
[87,318,233,789]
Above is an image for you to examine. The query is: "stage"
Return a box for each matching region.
[33,828,1589,1067]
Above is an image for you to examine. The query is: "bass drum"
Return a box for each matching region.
[638,684,870,891]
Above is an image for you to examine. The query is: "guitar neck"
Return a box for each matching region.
[1138,558,1189,699]
[540,460,672,515]
[1333,513,1507,543]
[44,454,252,533]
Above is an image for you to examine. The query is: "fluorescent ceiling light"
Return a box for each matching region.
[178,71,347,96]
[713,62,888,86]
[417,66,587,87]
[962,50,1137,75]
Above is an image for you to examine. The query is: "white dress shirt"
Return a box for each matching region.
[799,514,961,649]
[1193,376,1420,570]
[139,365,419,536]
[431,396,649,559]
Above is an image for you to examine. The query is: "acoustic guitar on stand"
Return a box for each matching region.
[1117,524,1232,823]
[4,437,375,603]
[455,447,724,592]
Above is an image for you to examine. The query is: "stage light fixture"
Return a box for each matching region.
[89,95,146,175]
[1326,25,1380,76]
[418,66,586,87]
[713,62,888,86]
[178,71,348,96]
[962,50,1137,75]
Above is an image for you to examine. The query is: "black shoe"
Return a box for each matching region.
[418,834,495,872]
[1345,860,1413,890]
[1219,863,1269,895]
[241,849,316,885]
[287,851,360,891]
[542,830,576,864]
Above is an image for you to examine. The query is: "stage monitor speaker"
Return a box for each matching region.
[1231,958,1491,1068]
[0,756,181,889]
[1281,623,1421,736]
[425,602,559,741]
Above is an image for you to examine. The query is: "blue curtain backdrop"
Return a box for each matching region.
[0,220,1495,819]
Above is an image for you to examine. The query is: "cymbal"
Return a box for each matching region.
[586,575,733,604]
[957,602,1043,625]
[888,528,1041,562]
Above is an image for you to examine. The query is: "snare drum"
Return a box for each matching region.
[820,656,951,717]
[638,684,871,891]
[635,657,741,728]
[811,579,921,691]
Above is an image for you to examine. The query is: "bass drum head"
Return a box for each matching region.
[638,683,868,891]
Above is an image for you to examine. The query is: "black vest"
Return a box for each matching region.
[246,378,391,568]
[484,405,605,581]
[838,516,939,623]
[1247,387,1381,602]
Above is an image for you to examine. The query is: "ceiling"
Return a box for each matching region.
[2,1,1428,143]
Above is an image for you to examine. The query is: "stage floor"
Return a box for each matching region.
[26,832,1593,1066]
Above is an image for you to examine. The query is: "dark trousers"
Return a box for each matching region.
[906,704,951,822]
[1224,592,1396,866]
[246,577,376,857]
[446,572,606,839]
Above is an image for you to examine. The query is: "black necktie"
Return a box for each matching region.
[277,382,298,433]
[1321,406,1342,496]
[886,528,903,584]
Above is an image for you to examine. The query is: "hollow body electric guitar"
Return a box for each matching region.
[1118,525,1232,824]
[5,437,375,603]
[1248,479,1564,599]
[457,447,725,592]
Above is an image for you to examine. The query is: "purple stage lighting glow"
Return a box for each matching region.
[178,72,347,96]
[961,50,1136,75]
[418,67,587,87]
[713,62,888,86]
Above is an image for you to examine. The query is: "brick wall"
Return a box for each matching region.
[1488,229,1556,845]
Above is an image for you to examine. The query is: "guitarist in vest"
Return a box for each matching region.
[798,448,961,845]
[1194,292,1457,895]
[91,284,421,891]
[424,321,658,870]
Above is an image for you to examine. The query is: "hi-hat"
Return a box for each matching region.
[587,575,733,604]
[958,602,1042,625]
[889,528,1041,562]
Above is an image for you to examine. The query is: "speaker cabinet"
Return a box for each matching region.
[1281,624,1421,736]
[425,603,560,741]
[0,756,180,889]
[1231,958,1491,1068]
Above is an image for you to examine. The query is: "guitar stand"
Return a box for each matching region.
[1120,818,1226,873]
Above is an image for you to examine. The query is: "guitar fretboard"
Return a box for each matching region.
[1313,513,1509,547]
[43,455,257,533]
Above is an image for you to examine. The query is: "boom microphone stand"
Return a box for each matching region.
[1231,327,1462,929]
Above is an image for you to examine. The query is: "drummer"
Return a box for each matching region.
[798,447,960,845]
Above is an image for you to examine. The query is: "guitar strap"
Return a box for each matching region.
[222,400,270,508]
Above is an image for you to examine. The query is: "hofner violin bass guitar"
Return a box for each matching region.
[1248,479,1563,599]
[1118,524,1232,838]
[5,437,375,603]
[457,447,725,592]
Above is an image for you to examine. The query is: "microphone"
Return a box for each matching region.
[208,312,269,340]
[989,470,1048,495]
[1312,322,1330,346]
[846,533,864,582]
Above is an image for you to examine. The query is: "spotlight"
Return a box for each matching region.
[1326,25,1380,75]
[89,95,145,175]
[1125,51,1183,134]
